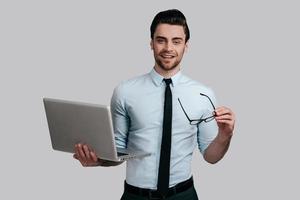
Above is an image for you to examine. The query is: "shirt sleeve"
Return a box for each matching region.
[197,88,218,154]
[110,84,130,149]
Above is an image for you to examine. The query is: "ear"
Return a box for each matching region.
[150,40,153,50]
[184,41,189,53]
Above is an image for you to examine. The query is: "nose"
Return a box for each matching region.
[164,41,174,51]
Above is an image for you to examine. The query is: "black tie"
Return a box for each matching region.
[157,78,172,197]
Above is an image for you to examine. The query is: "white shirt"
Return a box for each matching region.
[111,68,218,189]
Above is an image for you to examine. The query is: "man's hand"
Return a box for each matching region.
[214,106,235,140]
[73,143,101,167]
[203,106,235,164]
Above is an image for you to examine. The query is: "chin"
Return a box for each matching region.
[161,65,178,72]
[155,58,180,72]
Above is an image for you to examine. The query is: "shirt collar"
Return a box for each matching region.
[149,67,182,87]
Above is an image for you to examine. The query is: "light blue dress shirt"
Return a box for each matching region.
[110,68,218,189]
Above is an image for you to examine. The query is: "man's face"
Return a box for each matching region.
[151,24,188,72]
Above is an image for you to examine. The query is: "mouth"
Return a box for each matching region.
[160,54,176,59]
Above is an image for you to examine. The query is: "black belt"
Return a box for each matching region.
[124,177,194,199]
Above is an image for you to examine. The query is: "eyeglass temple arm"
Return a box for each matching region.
[177,98,192,122]
[200,93,216,110]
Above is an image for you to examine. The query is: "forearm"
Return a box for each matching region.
[203,133,232,164]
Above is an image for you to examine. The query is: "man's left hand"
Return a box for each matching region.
[214,106,235,139]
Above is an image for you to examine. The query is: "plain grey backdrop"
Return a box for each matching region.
[1,0,299,199]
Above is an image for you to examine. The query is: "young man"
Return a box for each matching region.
[74,9,235,200]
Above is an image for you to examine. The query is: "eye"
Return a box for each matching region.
[173,40,182,45]
[157,39,165,44]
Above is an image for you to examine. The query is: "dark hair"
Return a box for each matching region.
[150,9,190,43]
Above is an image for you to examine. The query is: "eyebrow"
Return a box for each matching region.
[155,36,184,41]
[172,37,184,41]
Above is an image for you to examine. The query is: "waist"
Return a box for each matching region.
[125,157,194,188]
[124,176,194,199]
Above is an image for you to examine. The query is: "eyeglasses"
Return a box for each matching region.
[178,93,216,125]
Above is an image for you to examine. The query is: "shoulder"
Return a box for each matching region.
[179,74,215,96]
[112,73,149,97]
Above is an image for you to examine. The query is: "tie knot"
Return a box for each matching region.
[163,78,172,86]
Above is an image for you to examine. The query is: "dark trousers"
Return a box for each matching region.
[121,184,198,200]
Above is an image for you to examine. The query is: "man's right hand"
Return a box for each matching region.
[73,143,102,167]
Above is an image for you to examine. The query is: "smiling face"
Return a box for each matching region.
[151,23,188,76]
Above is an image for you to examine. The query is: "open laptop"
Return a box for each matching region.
[43,98,150,161]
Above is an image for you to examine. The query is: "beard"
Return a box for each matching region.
[154,54,181,72]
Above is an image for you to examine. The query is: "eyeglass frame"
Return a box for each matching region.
[177,93,216,125]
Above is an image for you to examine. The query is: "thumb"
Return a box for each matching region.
[73,154,79,160]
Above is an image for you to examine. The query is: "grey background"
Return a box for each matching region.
[1,0,299,199]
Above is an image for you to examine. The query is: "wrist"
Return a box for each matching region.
[216,132,232,144]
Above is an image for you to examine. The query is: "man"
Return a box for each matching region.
[74,9,235,200]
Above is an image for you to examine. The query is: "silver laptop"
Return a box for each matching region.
[43,98,150,161]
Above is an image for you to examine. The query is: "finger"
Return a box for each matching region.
[83,144,91,161]
[74,144,81,159]
[88,146,98,162]
[215,115,233,121]
[215,107,233,117]
[77,143,87,163]
[90,151,98,163]
[216,119,234,126]
[87,145,94,154]
[215,115,234,121]
[74,144,87,166]
[73,153,79,160]
[215,108,230,115]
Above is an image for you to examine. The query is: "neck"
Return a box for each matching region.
[154,64,181,79]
